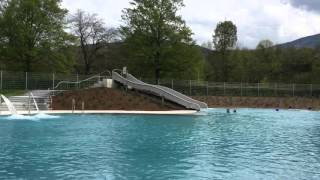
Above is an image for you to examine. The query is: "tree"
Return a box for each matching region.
[201,41,213,50]
[69,10,118,74]
[212,21,237,81]
[213,21,237,52]
[121,0,203,83]
[254,40,277,82]
[0,0,73,72]
[0,0,8,62]
[257,39,273,49]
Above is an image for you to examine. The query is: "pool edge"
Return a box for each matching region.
[0,110,198,116]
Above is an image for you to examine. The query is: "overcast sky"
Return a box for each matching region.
[61,0,320,48]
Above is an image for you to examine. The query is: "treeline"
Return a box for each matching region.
[0,0,320,84]
[205,46,320,84]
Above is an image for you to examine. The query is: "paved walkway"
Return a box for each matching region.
[0,110,198,116]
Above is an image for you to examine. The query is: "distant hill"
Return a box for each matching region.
[278,34,320,49]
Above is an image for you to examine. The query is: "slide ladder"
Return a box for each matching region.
[112,70,208,111]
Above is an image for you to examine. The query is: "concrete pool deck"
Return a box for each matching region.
[0,110,198,116]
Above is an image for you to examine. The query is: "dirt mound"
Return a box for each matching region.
[194,96,320,110]
[52,88,184,111]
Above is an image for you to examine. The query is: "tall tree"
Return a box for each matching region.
[0,0,8,62]
[121,0,203,83]
[213,21,237,52]
[0,0,73,72]
[69,10,118,74]
[257,39,273,49]
[255,39,277,82]
[212,21,237,81]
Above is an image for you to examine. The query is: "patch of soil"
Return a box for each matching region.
[193,96,320,110]
[52,88,184,111]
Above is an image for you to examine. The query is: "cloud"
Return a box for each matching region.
[61,0,320,48]
[288,0,320,12]
[182,0,320,48]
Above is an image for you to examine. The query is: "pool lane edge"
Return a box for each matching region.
[0,110,198,116]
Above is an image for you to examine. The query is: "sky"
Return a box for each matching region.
[61,0,320,48]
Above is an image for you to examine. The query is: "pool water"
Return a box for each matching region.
[0,109,320,179]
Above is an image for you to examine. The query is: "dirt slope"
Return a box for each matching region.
[52,88,184,111]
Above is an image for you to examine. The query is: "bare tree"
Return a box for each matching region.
[69,9,118,74]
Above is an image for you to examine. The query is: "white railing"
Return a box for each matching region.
[53,70,111,90]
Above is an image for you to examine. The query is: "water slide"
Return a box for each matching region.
[112,70,208,111]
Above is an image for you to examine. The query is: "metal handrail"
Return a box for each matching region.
[54,70,111,90]
[112,71,201,111]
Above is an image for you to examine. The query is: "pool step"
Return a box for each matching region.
[0,90,53,112]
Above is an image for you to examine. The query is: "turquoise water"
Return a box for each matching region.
[0,109,320,179]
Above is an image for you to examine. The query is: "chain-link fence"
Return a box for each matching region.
[0,70,320,98]
[141,78,320,98]
[0,71,108,92]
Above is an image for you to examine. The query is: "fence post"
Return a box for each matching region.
[293,84,295,97]
[275,83,278,97]
[240,82,243,97]
[76,73,79,89]
[171,79,173,89]
[52,73,55,90]
[0,70,2,91]
[310,84,313,97]
[25,72,28,90]
[258,83,260,97]
[206,81,209,97]
[189,80,192,96]
[223,82,226,96]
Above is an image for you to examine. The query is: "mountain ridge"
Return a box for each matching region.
[277,34,320,49]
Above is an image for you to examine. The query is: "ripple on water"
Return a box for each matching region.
[0,109,320,179]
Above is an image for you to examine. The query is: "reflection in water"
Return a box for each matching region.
[5,113,60,121]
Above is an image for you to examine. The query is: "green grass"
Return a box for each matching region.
[0,90,27,96]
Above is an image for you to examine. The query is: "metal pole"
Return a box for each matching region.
[258,83,260,97]
[28,93,31,115]
[0,70,2,91]
[206,81,209,97]
[76,73,79,89]
[171,79,173,89]
[82,101,85,114]
[52,73,55,90]
[25,72,28,90]
[293,84,295,97]
[52,73,55,96]
[223,82,226,96]
[189,80,192,96]
[240,82,243,97]
[310,84,313,97]
[72,99,75,113]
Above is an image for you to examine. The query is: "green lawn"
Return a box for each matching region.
[0,90,27,97]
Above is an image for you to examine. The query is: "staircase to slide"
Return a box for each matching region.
[112,70,208,111]
[0,90,52,112]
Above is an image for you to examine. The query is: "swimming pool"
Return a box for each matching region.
[0,109,319,179]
